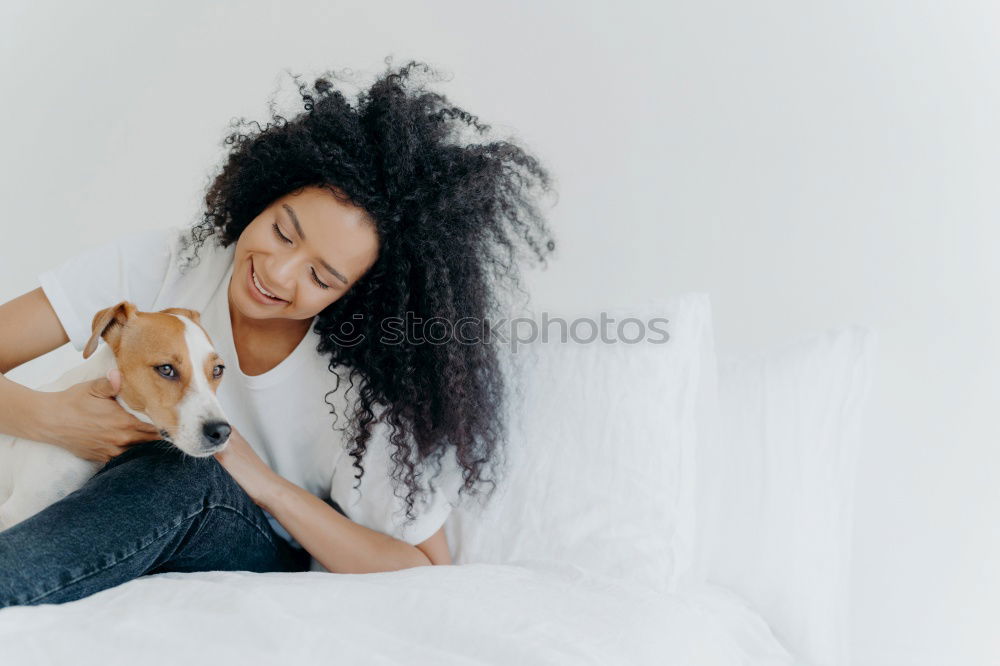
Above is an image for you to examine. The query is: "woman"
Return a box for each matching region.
[0,59,555,607]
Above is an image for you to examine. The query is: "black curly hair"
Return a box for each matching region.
[177,58,556,526]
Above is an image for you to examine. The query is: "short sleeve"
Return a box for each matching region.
[37,226,180,353]
[329,419,464,547]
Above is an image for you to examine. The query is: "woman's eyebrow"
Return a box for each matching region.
[282,203,350,285]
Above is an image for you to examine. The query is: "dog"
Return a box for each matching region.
[0,301,232,531]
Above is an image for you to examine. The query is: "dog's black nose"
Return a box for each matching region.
[202,421,232,447]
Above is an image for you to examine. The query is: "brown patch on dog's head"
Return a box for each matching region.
[113,310,192,429]
[157,307,216,347]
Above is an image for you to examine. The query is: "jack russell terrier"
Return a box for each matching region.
[0,301,232,531]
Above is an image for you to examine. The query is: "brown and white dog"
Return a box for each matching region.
[0,301,231,530]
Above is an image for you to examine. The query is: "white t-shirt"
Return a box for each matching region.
[37,225,462,572]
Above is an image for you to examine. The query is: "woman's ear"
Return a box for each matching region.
[83,301,137,359]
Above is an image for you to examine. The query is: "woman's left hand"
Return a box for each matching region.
[213,426,282,508]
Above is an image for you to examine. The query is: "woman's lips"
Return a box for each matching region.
[246,258,287,305]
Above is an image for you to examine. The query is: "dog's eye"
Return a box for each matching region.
[155,364,176,379]
[213,364,225,379]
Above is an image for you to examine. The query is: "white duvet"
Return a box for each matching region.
[0,561,802,666]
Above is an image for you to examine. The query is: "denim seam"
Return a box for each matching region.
[21,501,279,606]
[201,501,281,552]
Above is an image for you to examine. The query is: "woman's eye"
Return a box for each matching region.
[272,222,292,244]
[311,269,330,289]
[273,221,329,290]
[213,365,225,378]
[156,364,176,378]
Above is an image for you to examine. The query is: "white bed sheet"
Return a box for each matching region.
[0,561,804,666]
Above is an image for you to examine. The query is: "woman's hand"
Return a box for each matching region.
[37,368,162,464]
[213,426,283,508]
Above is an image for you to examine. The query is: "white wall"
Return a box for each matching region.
[1,2,995,664]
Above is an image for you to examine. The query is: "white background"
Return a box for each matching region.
[0,2,996,664]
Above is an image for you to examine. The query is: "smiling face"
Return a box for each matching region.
[228,185,381,331]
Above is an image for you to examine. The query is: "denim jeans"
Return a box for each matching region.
[0,440,311,608]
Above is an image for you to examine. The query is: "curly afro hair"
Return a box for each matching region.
[178,58,557,526]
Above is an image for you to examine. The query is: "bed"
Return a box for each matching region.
[0,293,876,666]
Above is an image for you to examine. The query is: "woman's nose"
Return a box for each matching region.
[269,260,298,293]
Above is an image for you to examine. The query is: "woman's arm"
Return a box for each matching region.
[215,426,450,573]
[0,287,70,376]
[0,373,49,441]
[0,287,71,440]
[261,478,451,573]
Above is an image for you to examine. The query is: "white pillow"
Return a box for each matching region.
[690,325,877,666]
[445,293,715,593]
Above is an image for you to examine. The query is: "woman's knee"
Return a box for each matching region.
[97,440,237,501]
[101,444,285,572]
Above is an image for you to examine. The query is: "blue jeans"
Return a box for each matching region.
[0,440,311,608]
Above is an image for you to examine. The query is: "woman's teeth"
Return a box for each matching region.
[252,269,284,301]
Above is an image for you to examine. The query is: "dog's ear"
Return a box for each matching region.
[84,301,137,359]
[158,307,202,325]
